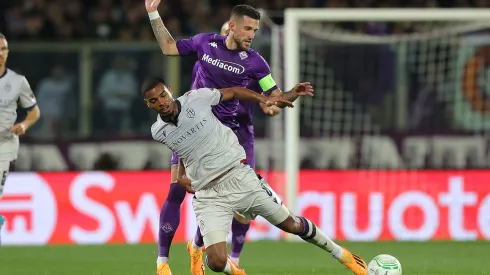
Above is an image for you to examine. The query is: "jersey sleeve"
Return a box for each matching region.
[18,76,37,109]
[185,88,222,106]
[176,33,210,56]
[249,53,278,95]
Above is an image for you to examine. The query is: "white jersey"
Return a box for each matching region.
[0,69,37,140]
[151,88,246,191]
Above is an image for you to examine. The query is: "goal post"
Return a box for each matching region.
[283,8,490,216]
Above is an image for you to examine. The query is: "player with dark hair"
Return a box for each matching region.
[0,33,41,239]
[142,76,368,275]
[145,1,311,274]
[189,20,264,267]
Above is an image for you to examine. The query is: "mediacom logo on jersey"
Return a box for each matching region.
[201,54,245,74]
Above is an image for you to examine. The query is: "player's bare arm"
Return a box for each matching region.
[145,0,179,56]
[10,105,40,136]
[268,82,314,108]
[170,164,179,182]
[219,87,293,107]
[176,158,193,193]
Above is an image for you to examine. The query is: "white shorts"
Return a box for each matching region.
[0,135,19,162]
[192,164,289,246]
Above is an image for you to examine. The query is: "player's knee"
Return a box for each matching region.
[166,183,187,203]
[205,250,228,272]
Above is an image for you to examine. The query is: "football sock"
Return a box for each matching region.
[297,216,343,259]
[193,227,204,248]
[157,256,169,265]
[157,183,187,260]
[230,218,250,260]
[223,259,232,274]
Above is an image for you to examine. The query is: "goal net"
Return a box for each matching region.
[281,9,490,241]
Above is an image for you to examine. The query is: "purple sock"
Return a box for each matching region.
[194,226,204,247]
[230,218,250,259]
[158,183,187,257]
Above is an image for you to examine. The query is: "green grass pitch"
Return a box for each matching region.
[1,241,488,274]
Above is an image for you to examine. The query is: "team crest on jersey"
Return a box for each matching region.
[186,108,195,118]
[3,83,11,93]
[239,51,248,60]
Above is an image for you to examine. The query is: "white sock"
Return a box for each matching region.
[223,260,232,274]
[298,217,343,259]
[192,240,201,249]
[156,256,168,265]
[230,256,239,264]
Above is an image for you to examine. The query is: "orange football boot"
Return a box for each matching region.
[156,263,172,275]
[187,240,205,275]
[338,247,368,275]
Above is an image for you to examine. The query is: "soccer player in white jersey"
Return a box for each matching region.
[0,33,41,232]
[145,2,311,273]
[142,76,368,275]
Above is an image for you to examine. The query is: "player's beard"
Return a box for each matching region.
[233,36,250,50]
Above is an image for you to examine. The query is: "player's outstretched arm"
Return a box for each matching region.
[145,0,179,56]
[219,87,293,107]
[267,82,314,108]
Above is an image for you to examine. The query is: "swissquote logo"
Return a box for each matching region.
[201,54,245,74]
[0,173,57,245]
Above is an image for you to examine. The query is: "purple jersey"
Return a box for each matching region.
[191,62,199,81]
[176,33,277,129]
[236,80,263,126]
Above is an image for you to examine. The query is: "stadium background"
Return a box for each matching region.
[1,0,490,274]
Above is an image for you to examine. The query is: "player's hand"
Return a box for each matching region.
[176,177,195,194]
[263,96,293,108]
[292,82,314,97]
[145,0,160,12]
[10,123,26,136]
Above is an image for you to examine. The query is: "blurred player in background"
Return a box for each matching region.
[0,33,41,239]
[142,76,367,275]
[145,1,312,274]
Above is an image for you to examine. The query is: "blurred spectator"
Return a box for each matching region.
[35,65,74,139]
[2,0,483,41]
[97,55,137,133]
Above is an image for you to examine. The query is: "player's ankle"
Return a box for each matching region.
[332,247,343,259]
[192,240,202,249]
[230,256,240,265]
[157,256,169,265]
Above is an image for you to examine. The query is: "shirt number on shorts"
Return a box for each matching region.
[261,182,279,204]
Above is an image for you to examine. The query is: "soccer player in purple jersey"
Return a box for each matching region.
[145,1,313,275]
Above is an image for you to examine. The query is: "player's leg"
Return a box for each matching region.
[191,134,253,266]
[193,189,244,275]
[236,167,368,275]
[0,160,10,244]
[156,153,188,275]
[229,139,254,265]
[0,160,9,200]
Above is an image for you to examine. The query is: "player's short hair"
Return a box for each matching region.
[0,33,5,39]
[141,76,166,96]
[231,5,261,21]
